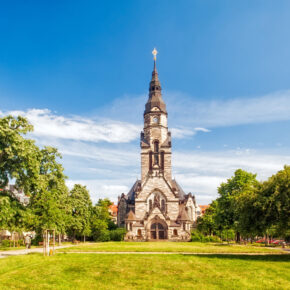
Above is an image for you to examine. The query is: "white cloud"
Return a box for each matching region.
[66,179,130,203]
[2,108,141,143]
[172,149,290,203]
[166,90,290,128]
[171,127,210,139]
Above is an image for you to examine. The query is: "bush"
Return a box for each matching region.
[109,228,126,241]
[1,239,11,247]
[92,229,110,242]
[191,231,221,243]
[31,234,43,246]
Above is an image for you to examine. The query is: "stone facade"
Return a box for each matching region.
[117,55,199,241]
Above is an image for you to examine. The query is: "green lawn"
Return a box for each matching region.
[58,241,287,254]
[0,253,289,289]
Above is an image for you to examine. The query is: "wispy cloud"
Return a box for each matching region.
[97,90,290,128]
[1,109,141,143]
[166,90,290,128]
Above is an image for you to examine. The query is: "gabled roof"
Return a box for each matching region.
[126,210,137,221]
[172,179,186,200]
[177,206,190,221]
[127,180,141,201]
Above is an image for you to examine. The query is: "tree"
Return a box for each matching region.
[260,165,290,238]
[28,147,70,235]
[68,184,92,241]
[216,169,259,242]
[197,201,217,236]
[91,198,112,241]
[0,115,71,239]
[0,189,31,246]
[0,115,40,191]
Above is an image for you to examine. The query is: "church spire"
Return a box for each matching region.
[144,48,167,114]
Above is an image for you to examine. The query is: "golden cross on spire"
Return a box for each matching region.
[152,48,158,61]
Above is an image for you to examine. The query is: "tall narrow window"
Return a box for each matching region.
[154,153,159,165]
[154,141,159,153]
[161,200,166,212]
[149,151,153,171]
[154,141,159,165]
[149,200,152,211]
[161,151,164,170]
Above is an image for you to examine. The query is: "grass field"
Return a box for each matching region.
[58,241,287,254]
[0,253,289,289]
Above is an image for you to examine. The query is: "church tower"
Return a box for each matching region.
[117,49,199,241]
[141,48,172,184]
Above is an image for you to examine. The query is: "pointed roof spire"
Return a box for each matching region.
[144,48,167,114]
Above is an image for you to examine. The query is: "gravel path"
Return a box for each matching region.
[1,247,288,258]
[57,251,289,255]
[0,245,74,259]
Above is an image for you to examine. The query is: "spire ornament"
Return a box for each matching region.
[152,48,158,61]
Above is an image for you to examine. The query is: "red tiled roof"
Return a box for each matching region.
[199,205,210,214]
[109,204,118,216]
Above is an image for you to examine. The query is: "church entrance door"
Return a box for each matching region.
[150,223,167,240]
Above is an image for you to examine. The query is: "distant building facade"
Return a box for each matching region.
[109,204,118,224]
[117,52,200,241]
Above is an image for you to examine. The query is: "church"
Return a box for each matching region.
[117,49,200,241]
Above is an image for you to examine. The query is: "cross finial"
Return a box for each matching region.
[152,48,158,61]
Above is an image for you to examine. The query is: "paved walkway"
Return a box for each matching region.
[0,245,73,259]
[56,251,289,255]
[1,247,288,258]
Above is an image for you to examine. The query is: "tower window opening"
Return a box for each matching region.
[154,153,159,165]
[154,141,159,153]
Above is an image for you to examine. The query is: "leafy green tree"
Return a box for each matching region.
[91,198,112,241]
[0,115,40,191]
[68,184,93,241]
[216,169,259,242]
[197,201,217,236]
[260,165,290,238]
[28,147,70,235]
[0,189,31,246]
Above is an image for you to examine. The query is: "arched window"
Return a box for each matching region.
[153,141,159,165]
[161,199,166,212]
[137,229,142,236]
[149,199,152,211]
[173,229,178,236]
[154,141,159,153]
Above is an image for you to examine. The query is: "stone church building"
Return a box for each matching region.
[117,50,200,241]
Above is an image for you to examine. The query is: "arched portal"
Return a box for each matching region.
[150,223,167,240]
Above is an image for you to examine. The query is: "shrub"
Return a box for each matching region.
[1,239,11,247]
[31,234,42,246]
[109,228,127,241]
[191,231,221,243]
[92,229,110,242]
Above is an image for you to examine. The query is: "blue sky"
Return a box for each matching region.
[1,1,290,204]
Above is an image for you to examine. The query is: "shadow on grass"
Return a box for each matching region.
[183,254,290,262]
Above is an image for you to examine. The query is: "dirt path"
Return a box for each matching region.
[56,251,290,255]
[0,245,74,259]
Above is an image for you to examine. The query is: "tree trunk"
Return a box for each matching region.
[265,233,269,246]
[236,232,241,243]
[58,233,61,246]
